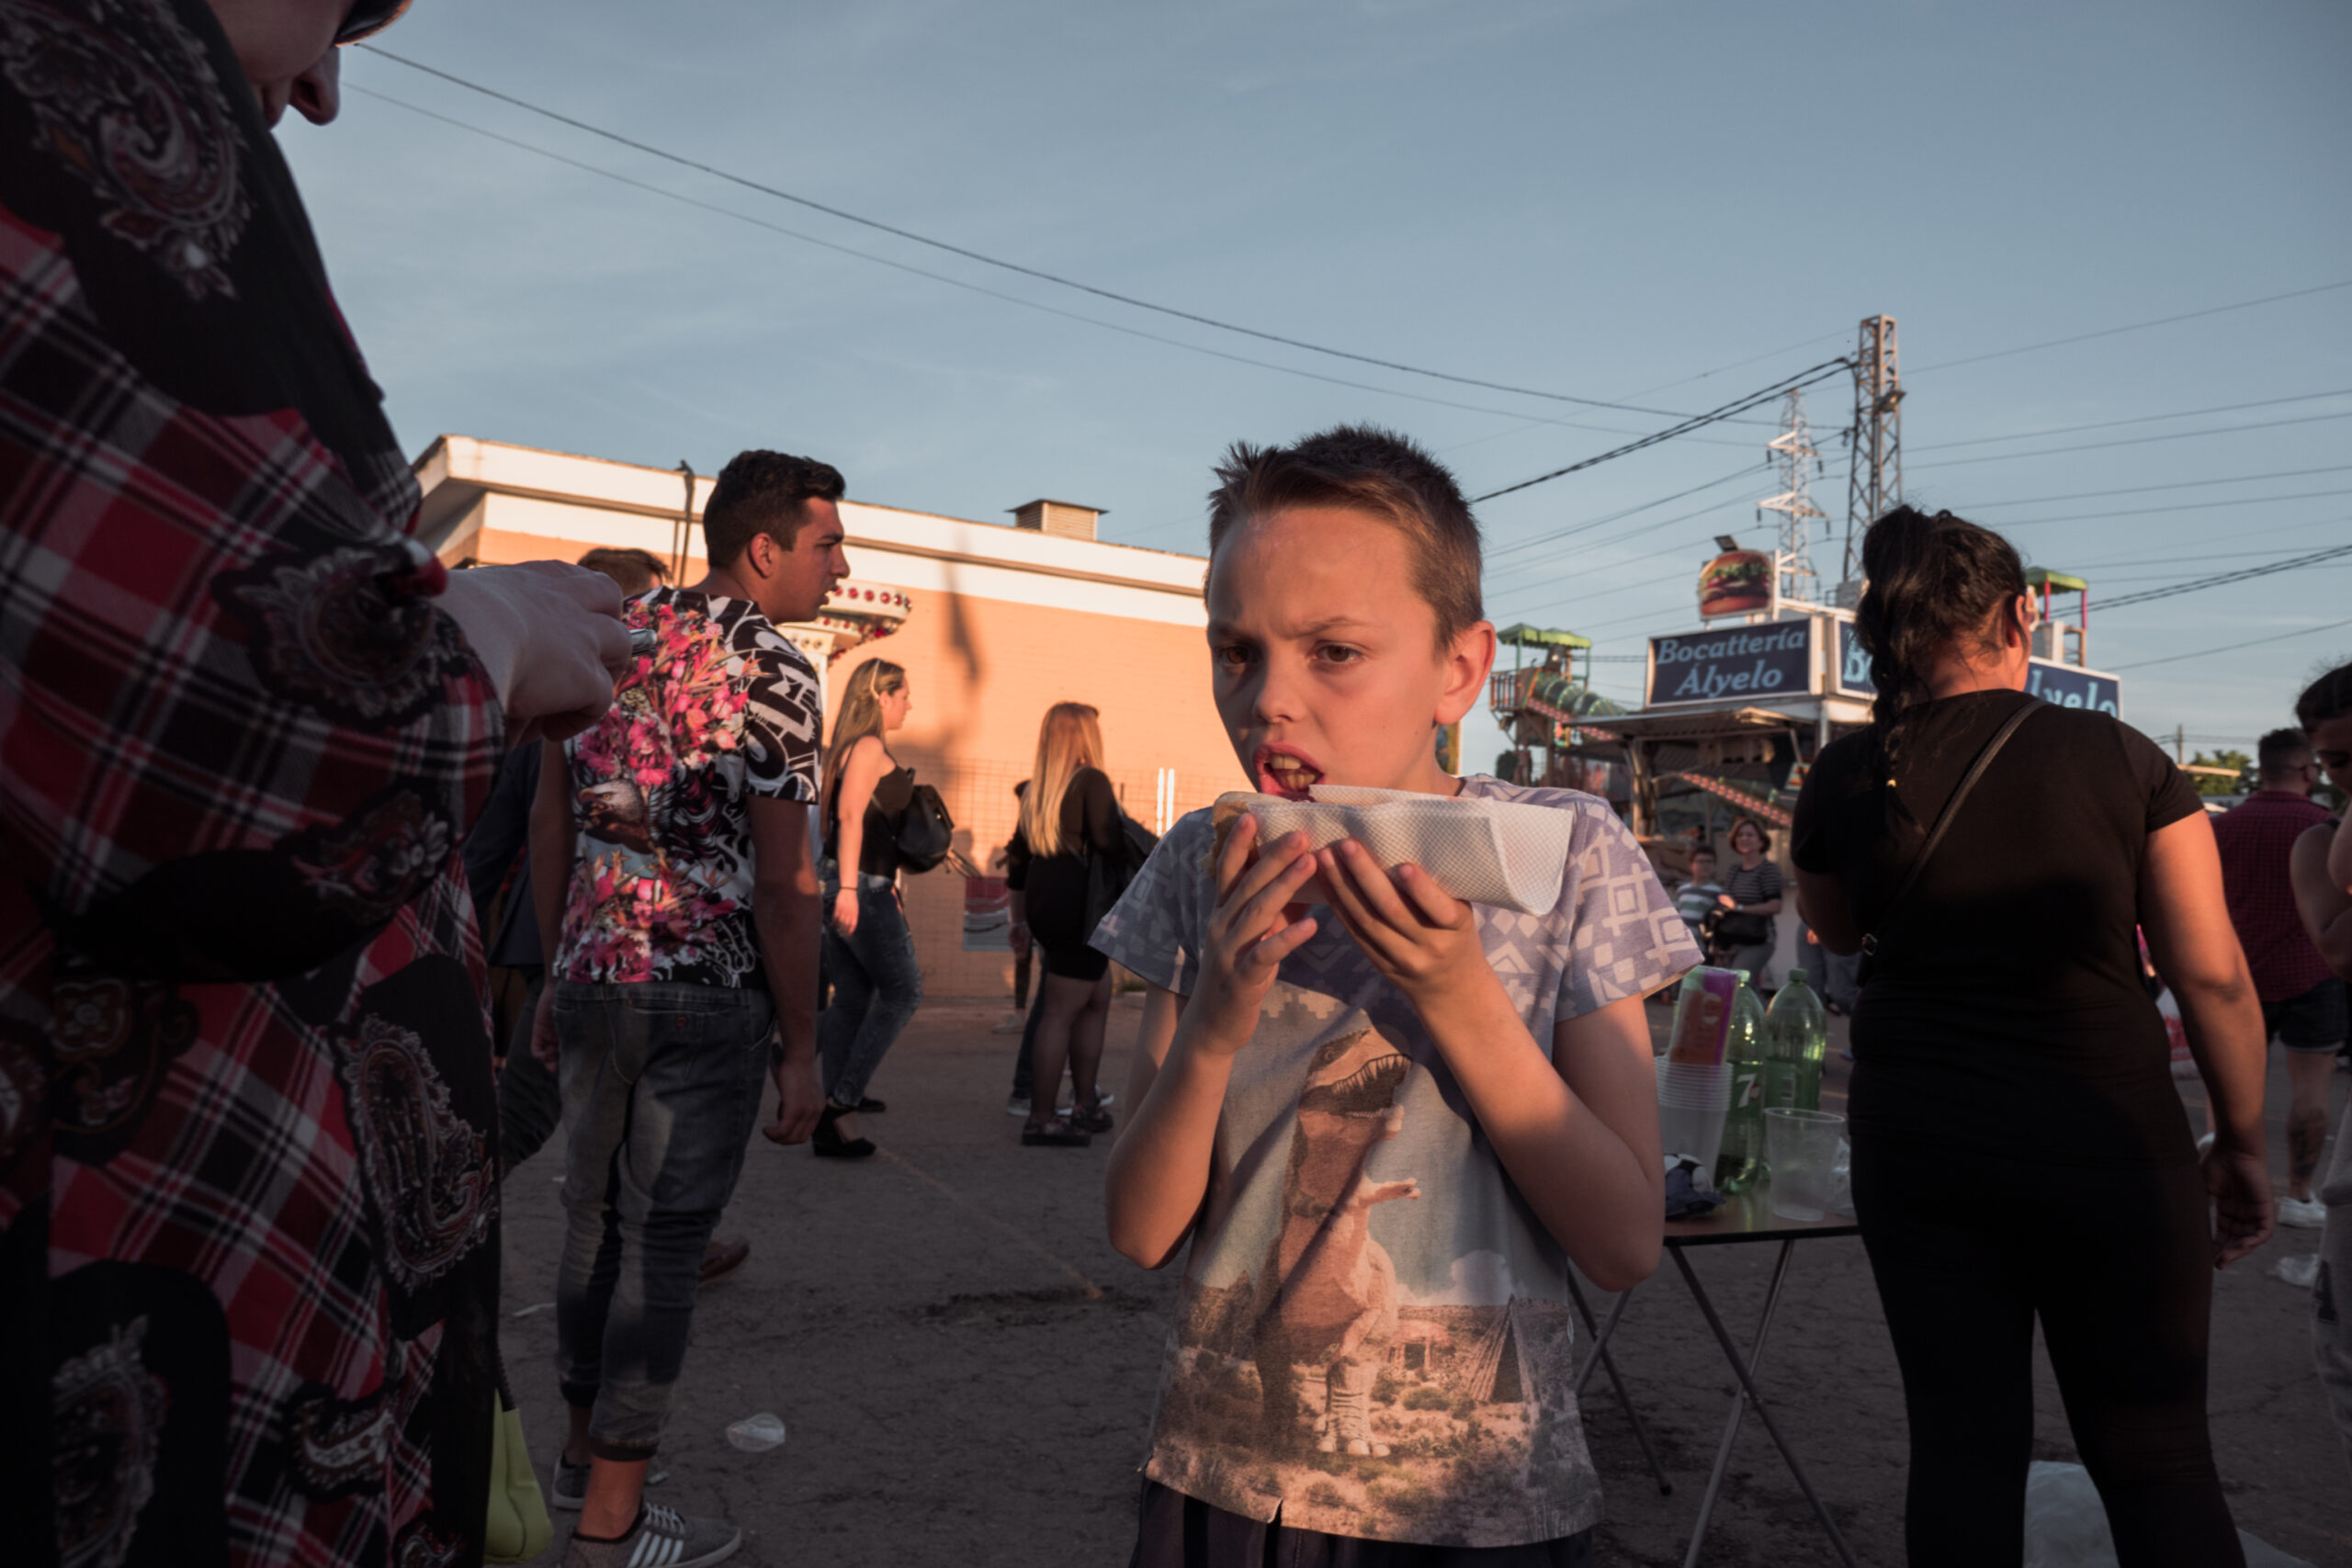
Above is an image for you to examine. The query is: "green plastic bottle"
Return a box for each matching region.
[1763,970,1828,1113]
[1714,972,1768,1195]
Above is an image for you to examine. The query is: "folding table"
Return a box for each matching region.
[1566,1187,1863,1568]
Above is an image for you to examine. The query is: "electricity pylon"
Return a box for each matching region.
[1842,314,1902,583]
[1756,387,1826,605]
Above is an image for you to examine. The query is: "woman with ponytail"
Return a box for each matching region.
[813,659,921,1157]
[1791,507,2272,1566]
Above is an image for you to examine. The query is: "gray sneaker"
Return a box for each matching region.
[563,1501,739,1568]
[549,1459,666,1511]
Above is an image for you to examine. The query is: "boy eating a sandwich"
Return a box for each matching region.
[1098,425,1702,1562]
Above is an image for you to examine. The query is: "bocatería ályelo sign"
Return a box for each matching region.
[1833,619,2121,716]
[1647,622,1813,705]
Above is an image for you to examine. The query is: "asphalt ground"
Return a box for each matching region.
[497,995,2349,1567]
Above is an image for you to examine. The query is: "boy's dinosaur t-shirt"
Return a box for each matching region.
[1092,778,1701,1548]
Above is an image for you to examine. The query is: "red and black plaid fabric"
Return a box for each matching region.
[2212,789,2335,1003]
[0,5,511,1559]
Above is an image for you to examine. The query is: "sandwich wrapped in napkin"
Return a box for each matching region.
[1203,784,1575,914]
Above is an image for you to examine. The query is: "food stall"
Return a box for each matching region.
[1583,548,2124,849]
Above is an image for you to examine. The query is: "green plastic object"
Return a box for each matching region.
[1763,970,1828,1113]
[1714,974,1769,1195]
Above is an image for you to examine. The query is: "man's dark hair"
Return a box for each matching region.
[2257,727,2312,784]
[701,449,845,569]
[1206,423,1483,645]
[576,547,668,597]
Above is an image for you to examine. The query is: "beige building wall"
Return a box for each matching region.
[416,435,1246,998]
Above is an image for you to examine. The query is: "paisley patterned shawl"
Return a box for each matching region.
[0,3,508,1563]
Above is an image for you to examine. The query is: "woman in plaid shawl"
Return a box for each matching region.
[0,3,627,1562]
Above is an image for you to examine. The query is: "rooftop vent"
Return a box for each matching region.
[1010,499,1104,542]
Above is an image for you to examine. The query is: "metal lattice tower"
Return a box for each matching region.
[1842,314,1903,583]
[1757,387,1826,604]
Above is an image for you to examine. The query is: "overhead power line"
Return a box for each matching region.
[2098,544,2352,610]
[1908,409,2352,471]
[1485,463,1765,561]
[1908,280,2352,374]
[353,86,1712,442]
[1910,388,2352,453]
[359,47,1728,421]
[1959,464,2352,510]
[1987,487,2352,531]
[1470,360,1851,502]
[2111,617,2352,671]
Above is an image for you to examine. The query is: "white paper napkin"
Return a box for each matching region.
[1213,784,1574,913]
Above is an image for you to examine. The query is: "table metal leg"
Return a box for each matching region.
[1681,1240,1795,1566]
[1669,1245,1859,1568]
[1565,1274,1671,1496]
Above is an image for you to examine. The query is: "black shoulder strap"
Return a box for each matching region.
[1860,698,2043,972]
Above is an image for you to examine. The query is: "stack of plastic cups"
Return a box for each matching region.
[1657,1057,1735,1181]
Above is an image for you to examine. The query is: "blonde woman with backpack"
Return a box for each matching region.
[814,660,921,1157]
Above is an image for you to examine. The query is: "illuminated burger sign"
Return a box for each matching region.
[1697,549,1772,618]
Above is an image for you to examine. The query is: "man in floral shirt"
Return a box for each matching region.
[527,450,846,1567]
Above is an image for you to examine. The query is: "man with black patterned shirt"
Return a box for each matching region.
[528,451,847,1568]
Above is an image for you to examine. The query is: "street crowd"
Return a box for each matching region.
[0,4,2345,1568]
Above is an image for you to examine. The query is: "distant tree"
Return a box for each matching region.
[2187,749,2254,797]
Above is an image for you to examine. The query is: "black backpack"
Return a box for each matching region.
[893,777,956,874]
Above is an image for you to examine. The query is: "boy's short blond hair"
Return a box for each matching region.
[1205,424,1484,645]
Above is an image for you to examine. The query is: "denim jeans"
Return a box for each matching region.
[551,980,773,1459]
[819,874,922,1107]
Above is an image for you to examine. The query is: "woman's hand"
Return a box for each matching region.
[2204,1136,2276,1269]
[1010,920,1031,961]
[1188,816,1318,1055]
[529,983,560,1072]
[1716,893,1738,910]
[1316,838,1490,1010]
[438,562,630,747]
[831,886,859,936]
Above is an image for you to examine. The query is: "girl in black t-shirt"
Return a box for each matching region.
[1006,702,1131,1147]
[1792,507,2272,1568]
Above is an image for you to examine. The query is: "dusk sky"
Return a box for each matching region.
[288,0,2351,775]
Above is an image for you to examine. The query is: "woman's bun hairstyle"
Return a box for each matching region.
[2295,660,2352,733]
[1854,506,2026,770]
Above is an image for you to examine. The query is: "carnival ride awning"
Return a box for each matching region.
[1496,623,1592,650]
[2025,568,2087,594]
[1577,705,1794,742]
[1662,770,1791,829]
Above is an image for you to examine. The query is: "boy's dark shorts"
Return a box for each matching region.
[2263,977,2348,1055]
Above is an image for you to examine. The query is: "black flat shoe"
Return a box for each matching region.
[1021,1118,1091,1148]
[856,1097,887,1113]
[1068,1100,1114,1135]
[813,1103,876,1159]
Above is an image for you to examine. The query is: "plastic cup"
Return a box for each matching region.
[726,1413,787,1452]
[1657,1059,1735,1183]
[1763,1108,1844,1222]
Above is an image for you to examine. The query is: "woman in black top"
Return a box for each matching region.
[1005,702,1127,1146]
[1792,508,2272,1566]
[1713,816,1784,987]
[815,660,922,1157]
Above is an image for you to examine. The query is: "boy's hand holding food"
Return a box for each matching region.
[1316,836,1493,1010]
[1190,816,1319,1055]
